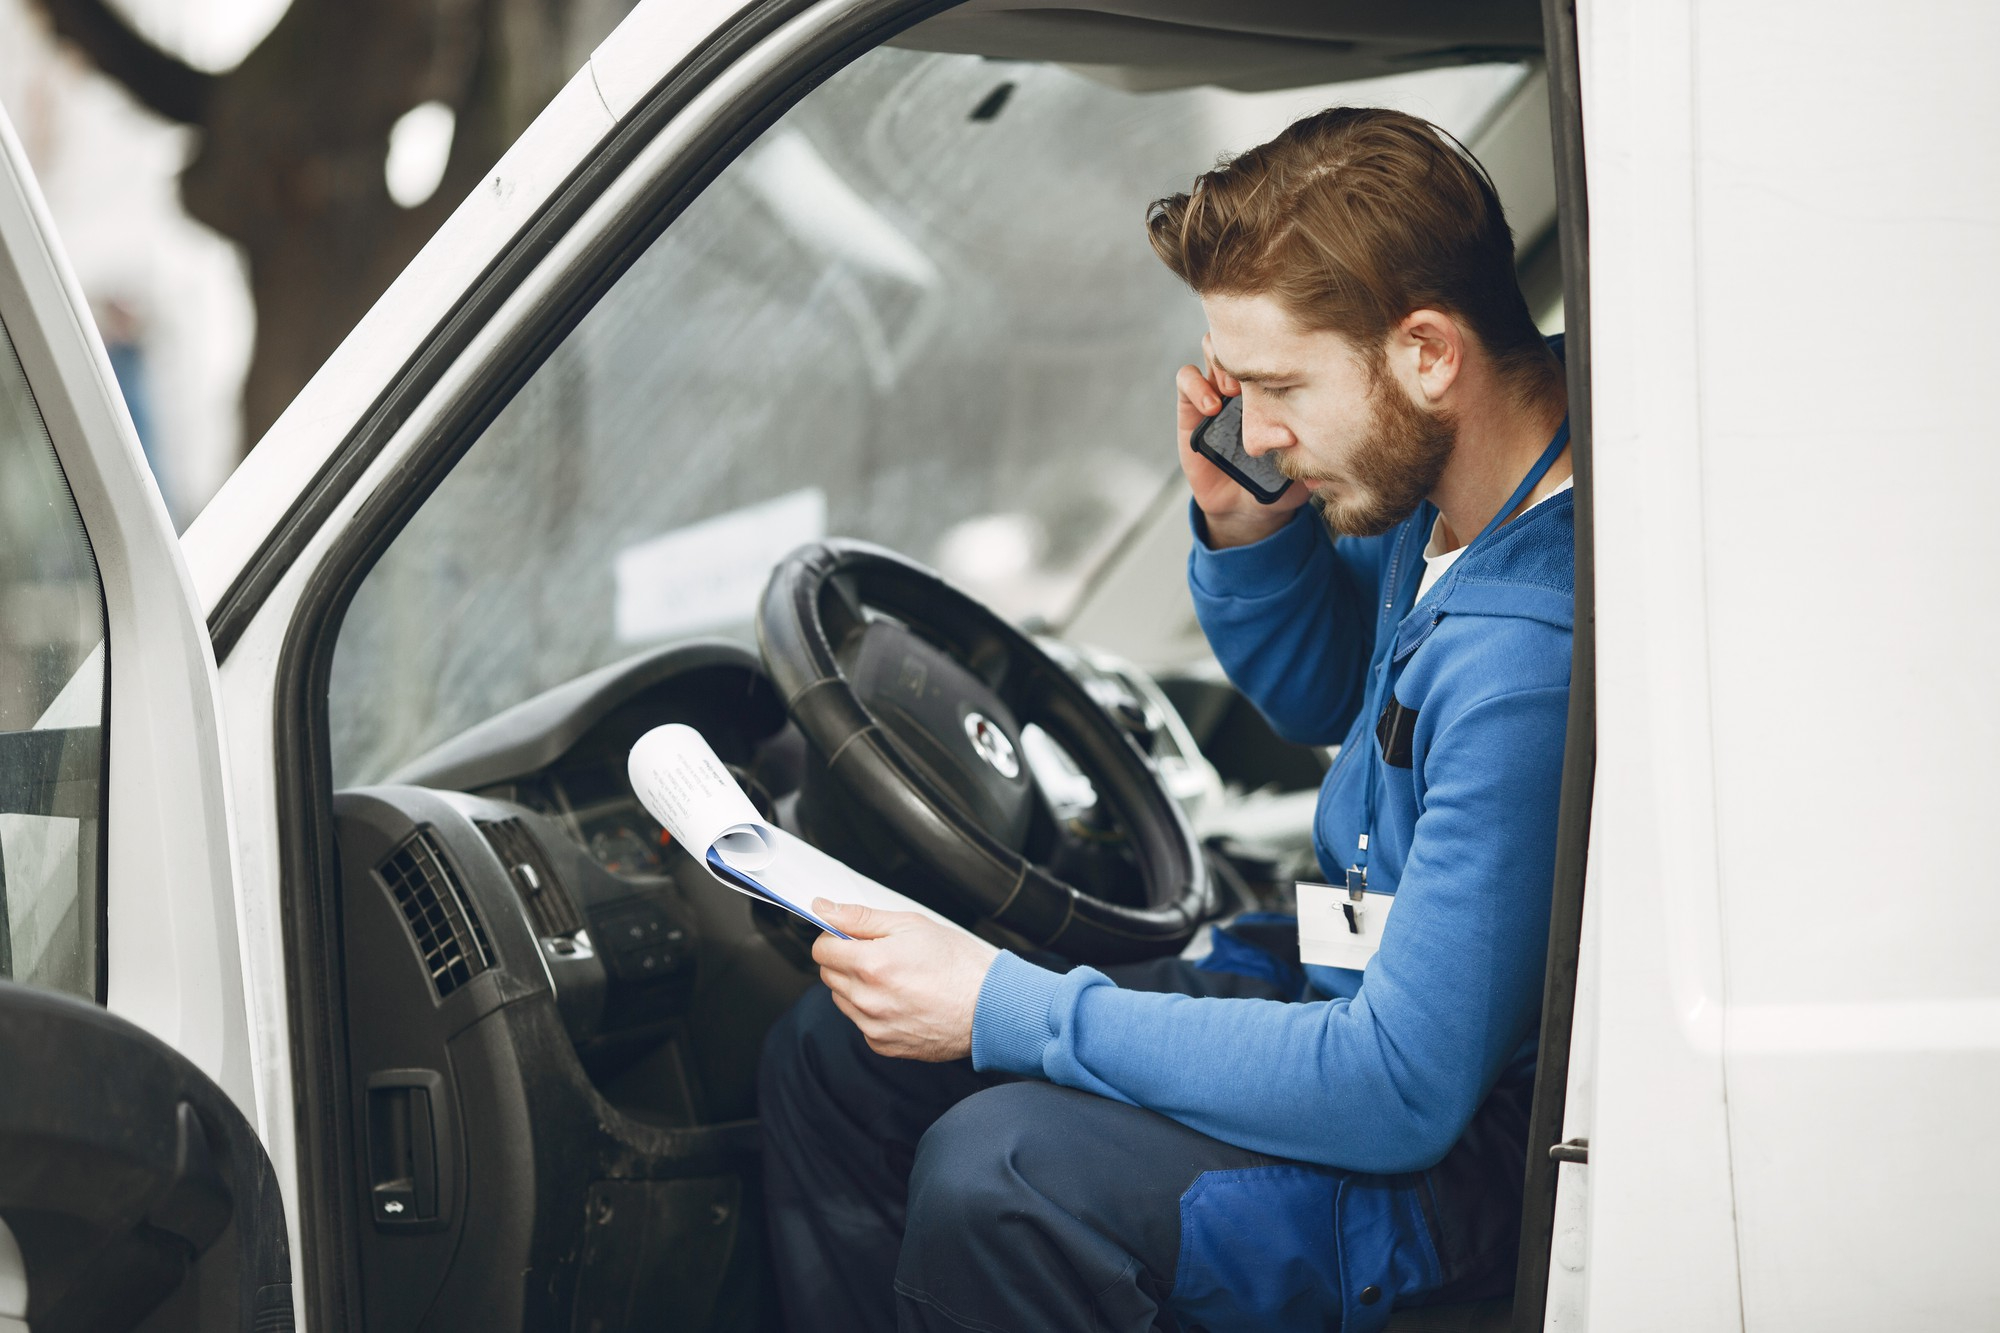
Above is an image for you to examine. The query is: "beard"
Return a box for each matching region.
[1280,361,1456,538]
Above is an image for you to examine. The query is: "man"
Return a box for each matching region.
[760,106,1572,1333]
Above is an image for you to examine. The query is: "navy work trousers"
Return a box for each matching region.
[760,957,1368,1333]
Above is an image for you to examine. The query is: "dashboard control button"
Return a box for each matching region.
[592,902,690,983]
[375,1181,416,1221]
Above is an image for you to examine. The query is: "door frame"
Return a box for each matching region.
[231,1,962,1320]
[1509,0,1596,1326]
[0,95,296,1332]
[0,102,256,1119]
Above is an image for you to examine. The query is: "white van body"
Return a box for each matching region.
[0,0,1992,1327]
[1554,3,1999,1327]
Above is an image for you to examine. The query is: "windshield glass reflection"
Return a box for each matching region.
[329,48,1525,787]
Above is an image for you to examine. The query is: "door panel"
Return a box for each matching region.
[0,99,292,1331]
[0,980,292,1331]
[0,107,254,1110]
[194,2,884,1321]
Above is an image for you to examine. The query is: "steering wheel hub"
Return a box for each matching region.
[963,713,1019,779]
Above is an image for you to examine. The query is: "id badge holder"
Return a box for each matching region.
[1296,880,1396,971]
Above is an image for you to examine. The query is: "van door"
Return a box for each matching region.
[0,110,294,1328]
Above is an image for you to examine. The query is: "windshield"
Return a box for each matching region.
[329,47,1526,788]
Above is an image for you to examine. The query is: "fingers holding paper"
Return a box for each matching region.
[630,725,999,1059]
[811,899,1001,1063]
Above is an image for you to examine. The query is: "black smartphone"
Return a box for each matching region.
[1190,395,1292,505]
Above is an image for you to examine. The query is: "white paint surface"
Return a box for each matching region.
[1692,1,2000,1326]
[1568,0,1745,1323]
[1573,0,2000,1327]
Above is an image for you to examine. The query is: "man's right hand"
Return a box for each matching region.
[1176,333,1308,549]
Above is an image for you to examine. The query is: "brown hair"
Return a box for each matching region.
[1148,107,1558,405]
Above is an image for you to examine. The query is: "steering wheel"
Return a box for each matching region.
[757,540,1208,962]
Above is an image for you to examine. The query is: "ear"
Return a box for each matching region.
[1392,309,1463,404]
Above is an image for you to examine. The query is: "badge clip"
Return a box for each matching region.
[1343,865,1367,934]
[1341,832,1370,933]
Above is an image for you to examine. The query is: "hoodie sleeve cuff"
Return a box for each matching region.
[1187,500,1324,600]
[970,951,1065,1077]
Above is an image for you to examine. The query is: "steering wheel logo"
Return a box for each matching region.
[962,712,1021,780]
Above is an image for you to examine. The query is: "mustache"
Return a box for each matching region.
[1273,450,1332,485]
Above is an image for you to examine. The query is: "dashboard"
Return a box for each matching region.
[325,637,1326,1327]
[507,736,782,882]
[329,630,1333,1101]
[327,643,819,1325]
[335,641,818,1071]
[341,635,1328,1051]
[399,640,794,864]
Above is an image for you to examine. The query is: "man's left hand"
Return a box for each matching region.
[810,900,1001,1062]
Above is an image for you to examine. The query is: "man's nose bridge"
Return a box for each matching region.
[1241,402,1285,457]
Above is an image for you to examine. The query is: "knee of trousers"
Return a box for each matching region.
[903,1082,1068,1244]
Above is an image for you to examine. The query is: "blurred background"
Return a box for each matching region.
[0,0,635,528]
[0,0,1554,540]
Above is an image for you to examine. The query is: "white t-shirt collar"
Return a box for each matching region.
[1415,476,1574,603]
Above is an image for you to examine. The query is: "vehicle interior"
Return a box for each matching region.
[300,0,1586,1327]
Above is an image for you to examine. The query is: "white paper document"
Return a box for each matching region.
[627,723,969,939]
[1296,881,1397,971]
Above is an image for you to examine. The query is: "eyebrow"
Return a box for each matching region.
[1211,356,1297,385]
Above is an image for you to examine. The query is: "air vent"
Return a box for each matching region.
[479,817,582,938]
[377,830,493,998]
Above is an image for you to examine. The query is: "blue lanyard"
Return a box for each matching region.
[1346,418,1571,901]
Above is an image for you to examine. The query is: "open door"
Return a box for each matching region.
[0,983,293,1330]
[0,109,294,1329]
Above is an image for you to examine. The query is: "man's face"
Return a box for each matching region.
[1202,293,1455,537]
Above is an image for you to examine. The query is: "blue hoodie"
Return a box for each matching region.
[970,445,1573,1175]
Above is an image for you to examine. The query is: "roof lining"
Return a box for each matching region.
[893,0,1542,92]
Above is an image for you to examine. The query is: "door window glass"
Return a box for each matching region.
[329,49,1527,785]
[0,313,107,1000]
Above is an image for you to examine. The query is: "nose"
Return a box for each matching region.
[1240,400,1292,459]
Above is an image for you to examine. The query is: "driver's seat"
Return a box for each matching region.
[1385,1299,1511,1331]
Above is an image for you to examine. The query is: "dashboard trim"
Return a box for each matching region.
[390,639,773,792]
